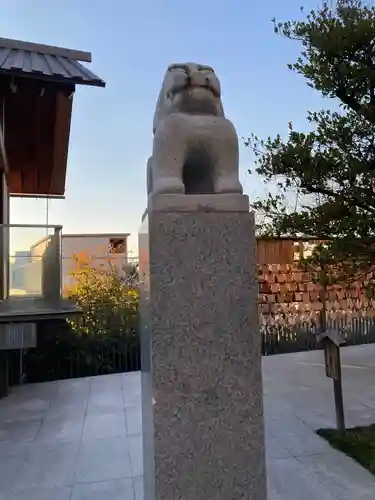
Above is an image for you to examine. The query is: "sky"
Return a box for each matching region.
[1,0,327,255]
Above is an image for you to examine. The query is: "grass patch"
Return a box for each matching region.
[317,424,375,475]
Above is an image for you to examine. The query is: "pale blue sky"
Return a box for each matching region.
[2,0,325,254]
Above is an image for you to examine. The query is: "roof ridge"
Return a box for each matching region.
[0,46,105,88]
[0,37,92,63]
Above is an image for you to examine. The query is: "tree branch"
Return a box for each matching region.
[336,87,363,113]
[301,183,375,213]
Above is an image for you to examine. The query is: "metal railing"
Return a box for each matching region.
[261,314,375,355]
[1,224,62,301]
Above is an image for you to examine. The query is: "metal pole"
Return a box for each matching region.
[55,226,62,299]
[0,96,7,300]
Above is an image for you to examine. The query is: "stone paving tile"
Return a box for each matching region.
[10,441,80,492]
[128,434,143,477]
[0,454,25,493]
[0,395,50,424]
[125,407,142,436]
[81,411,127,441]
[345,408,375,428]
[74,436,132,484]
[277,427,332,457]
[47,401,87,420]
[297,451,375,500]
[266,456,337,500]
[33,414,84,444]
[0,346,375,498]
[0,486,72,500]
[0,418,42,445]
[133,476,144,500]
[122,372,142,409]
[294,410,336,430]
[265,437,293,459]
[86,396,124,412]
[71,478,134,500]
[90,373,122,391]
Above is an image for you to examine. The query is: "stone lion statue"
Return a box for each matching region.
[147,62,243,196]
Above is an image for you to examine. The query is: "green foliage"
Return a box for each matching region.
[66,253,139,339]
[246,1,375,278]
[22,257,141,383]
[318,424,375,475]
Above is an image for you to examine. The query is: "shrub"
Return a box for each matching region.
[22,253,140,382]
[66,252,139,340]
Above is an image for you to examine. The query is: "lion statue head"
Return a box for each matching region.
[153,62,225,133]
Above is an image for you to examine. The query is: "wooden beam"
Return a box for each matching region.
[36,91,56,194]
[0,37,92,63]
[20,92,40,193]
[2,80,72,195]
[8,170,22,193]
[0,121,8,174]
[0,94,8,174]
[10,193,65,199]
[3,85,36,193]
[50,90,72,195]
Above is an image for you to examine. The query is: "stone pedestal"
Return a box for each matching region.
[139,194,266,500]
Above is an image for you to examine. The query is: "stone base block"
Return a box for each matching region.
[148,193,249,213]
[139,209,266,500]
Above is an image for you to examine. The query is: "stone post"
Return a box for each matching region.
[139,61,267,500]
[139,194,267,500]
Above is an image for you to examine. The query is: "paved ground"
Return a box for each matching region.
[0,345,374,499]
[263,345,375,499]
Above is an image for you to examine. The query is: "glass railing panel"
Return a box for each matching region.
[1,225,62,299]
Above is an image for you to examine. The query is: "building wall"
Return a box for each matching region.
[11,250,32,292]
[9,232,129,294]
[62,234,128,289]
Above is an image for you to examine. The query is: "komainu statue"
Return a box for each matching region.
[147,62,243,196]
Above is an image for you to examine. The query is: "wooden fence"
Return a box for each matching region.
[256,236,326,265]
[257,236,375,354]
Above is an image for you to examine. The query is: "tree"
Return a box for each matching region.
[66,252,139,338]
[247,0,375,275]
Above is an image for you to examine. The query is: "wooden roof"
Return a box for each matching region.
[0,37,105,196]
[0,37,105,87]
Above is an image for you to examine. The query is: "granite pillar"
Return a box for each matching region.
[139,193,267,500]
